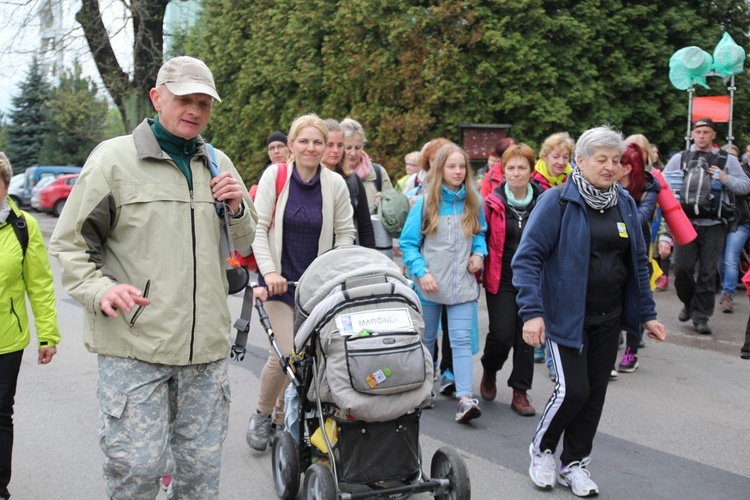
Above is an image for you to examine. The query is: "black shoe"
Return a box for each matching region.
[678,308,690,322]
[694,321,712,335]
[741,351,750,360]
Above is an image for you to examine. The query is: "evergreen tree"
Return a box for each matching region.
[5,58,51,173]
[38,62,110,166]
[190,0,750,182]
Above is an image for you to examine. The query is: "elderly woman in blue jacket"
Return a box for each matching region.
[400,143,487,424]
[512,126,666,498]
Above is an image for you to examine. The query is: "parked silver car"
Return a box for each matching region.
[30,176,57,211]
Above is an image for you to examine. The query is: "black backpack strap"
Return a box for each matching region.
[230,286,255,361]
[555,184,568,217]
[374,163,383,192]
[716,149,729,171]
[6,210,28,259]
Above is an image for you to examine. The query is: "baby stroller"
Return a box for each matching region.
[257,246,470,500]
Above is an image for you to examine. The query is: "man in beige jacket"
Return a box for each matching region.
[50,56,256,498]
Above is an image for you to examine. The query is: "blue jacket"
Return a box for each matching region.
[512,179,657,349]
[399,184,487,305]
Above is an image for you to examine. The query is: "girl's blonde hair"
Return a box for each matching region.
[422,144,481,237]
[287,113,328,163]
[322,118,352,176]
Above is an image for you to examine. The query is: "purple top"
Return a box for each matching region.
[261,165,323,305]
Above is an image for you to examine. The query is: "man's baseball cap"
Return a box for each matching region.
[692,118,716,130]
[156,56,221,102]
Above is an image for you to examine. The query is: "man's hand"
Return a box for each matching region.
[211,171,244,215]
[522,317,546,348]
[100,284,151,318]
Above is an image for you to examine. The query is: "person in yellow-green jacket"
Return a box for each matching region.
[0,152,60,500]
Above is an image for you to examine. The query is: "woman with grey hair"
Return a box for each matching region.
[340,117,392,207]
[512,126,667,497]
[340,117,393,256]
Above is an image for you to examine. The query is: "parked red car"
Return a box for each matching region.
[38,173,79,217]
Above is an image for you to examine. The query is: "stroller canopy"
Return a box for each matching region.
[294,245,411,332]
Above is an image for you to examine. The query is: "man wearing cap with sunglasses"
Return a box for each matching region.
[50,56,257,497]
[661,118,750,335]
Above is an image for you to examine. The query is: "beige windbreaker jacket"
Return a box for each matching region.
[49,120,257,365]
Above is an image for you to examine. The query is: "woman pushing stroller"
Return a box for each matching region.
[246,114,355,451]
[399,143,487,423]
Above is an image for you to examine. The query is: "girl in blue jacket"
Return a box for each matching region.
[399,144,487,423]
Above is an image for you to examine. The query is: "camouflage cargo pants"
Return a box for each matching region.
[97,355,230,499]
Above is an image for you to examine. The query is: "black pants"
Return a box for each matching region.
[532,317,620,465]
[482,289,533,391]
[673,223,726,323]
[432,307,453,374]
[0,350,23,498]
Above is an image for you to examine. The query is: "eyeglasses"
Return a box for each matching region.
[405,163,419,167]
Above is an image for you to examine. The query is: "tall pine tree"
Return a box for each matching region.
[39,61,110,166]
[5,58,51,173]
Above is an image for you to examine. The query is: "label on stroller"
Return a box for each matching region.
[335,308,413,336]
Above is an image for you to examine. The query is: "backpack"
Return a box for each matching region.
[237,163,287,272]
[378,189,411,238]
[679,150,728,219]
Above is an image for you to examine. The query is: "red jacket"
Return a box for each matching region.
[481,162,503,199]
[483,182,543,294]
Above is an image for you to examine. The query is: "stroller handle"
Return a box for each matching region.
[248,281,301,387]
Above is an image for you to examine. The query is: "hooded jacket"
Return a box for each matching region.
[0,200,60,354]
[49,119,257,365]
[512,179,657,349]
[483,182,543,295]
[399,184,487,305]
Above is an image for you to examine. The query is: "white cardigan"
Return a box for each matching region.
[252,163,355,277]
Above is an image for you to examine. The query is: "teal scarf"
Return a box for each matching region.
[504,183,533,208]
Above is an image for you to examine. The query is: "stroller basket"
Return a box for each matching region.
[335,411,420,484]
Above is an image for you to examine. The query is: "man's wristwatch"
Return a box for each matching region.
[230,203,245,219]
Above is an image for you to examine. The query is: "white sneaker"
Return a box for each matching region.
[528,443,556,490]
[455,396,481,422]
[609,369,618,380]
[558,457,599,497]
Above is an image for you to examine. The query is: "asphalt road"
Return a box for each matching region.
[9,211,750,499]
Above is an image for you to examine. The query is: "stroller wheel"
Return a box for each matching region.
[303,462,336,500]
[430,446,470,500]
[272,431,300,500]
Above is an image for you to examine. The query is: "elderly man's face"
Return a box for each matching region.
[577,147,621,190]
[149,86,213,140]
